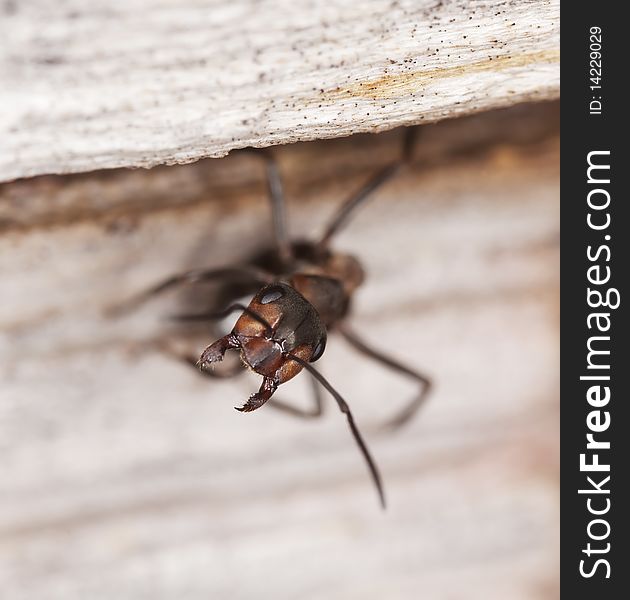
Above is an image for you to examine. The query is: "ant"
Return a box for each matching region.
[120,130,431,508]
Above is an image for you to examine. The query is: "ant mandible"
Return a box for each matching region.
[122,129,431,508]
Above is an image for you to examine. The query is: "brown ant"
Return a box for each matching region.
[120,130,431,508]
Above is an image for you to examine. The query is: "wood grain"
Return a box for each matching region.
[0,105,559,599]
[1,0,559,181]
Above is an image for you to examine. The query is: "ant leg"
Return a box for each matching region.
[108,266,273,315]
[317,128,417,249]
[263,152,292,266]
[338,323,432,430]
[267,373,324,418]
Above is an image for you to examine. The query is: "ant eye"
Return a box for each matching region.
[260,286,284,305]
[311,338,326,362]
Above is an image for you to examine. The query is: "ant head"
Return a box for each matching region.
[231,283,327,382]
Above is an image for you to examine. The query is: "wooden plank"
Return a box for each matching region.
[1,0,559,181]
[0,105,559,598]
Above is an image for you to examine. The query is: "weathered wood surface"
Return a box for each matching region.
[1,0,559,182]
[0,104,559,599]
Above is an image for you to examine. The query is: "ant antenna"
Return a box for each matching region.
[287,353,386,509]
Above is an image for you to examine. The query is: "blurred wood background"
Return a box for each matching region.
[0,102,559,599]
[1,0,559,181]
